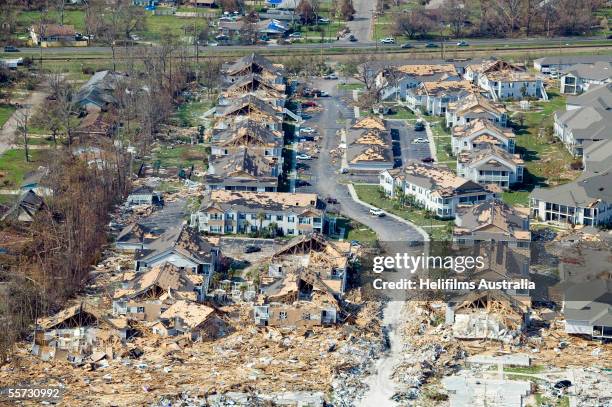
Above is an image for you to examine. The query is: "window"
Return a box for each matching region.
[276,215,283,221]
[299,217,311,224]
[287,216,295,223]
[301,313,311,320]
[279,311,287,320]
[226,213,234,220]
[287,229,295,235]
[137,307,145,313]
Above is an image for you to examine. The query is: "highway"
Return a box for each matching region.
[2,35,610,57]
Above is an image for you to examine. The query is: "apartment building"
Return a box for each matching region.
[560,61,611,94]
[406,80,475,116]
[192,190,324,236]
[451,118,516,154]
[457,145,524,189]
[380,162,496,218]
[445,93,508,128]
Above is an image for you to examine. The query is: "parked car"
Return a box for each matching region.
[421,157,435,163]
[457,41,469,46]
[348,35,358,42]
[414,121,425,131]
[244,245,262,253]
[300,127,317,134]
[302,101,318,108]
[369,208,385,217]
[319,91,330,97]
[301,113,312,120]
[326,197,339,204]
[318,17,330,24]
[3,45,19,52]
[289,32,302,38]
[412,137,428,144]
[425,43,439,48]
[400,43,413,49]
[296,153,312,160]
[380,37,395,44]
[323,73,338,80]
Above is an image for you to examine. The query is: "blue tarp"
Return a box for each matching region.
[267,0,283,4]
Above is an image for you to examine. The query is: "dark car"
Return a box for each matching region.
[554,380,572,389]
[425,43,439,48]
[244,245,262,253]
[326,197,339,204]
[414,121,425,131]
[3,45,19,52]
[421,157,435,163]
[400,43,413,49]
[348,35,358,42]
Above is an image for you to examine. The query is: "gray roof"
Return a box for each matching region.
[583,139,612,174]
[75,70,125,108]
[566,83,612,109]
[562,61,612,82]
[135,225,216,264]
[457,145,521,170]
[531,170,612,207]
[535,55,612,67]
[0,190,45,222]
[212,120,282,149]
[555,106,612,141]
[216,94,280,118]
[564,280,612,326]
[346,128,393,166]
[222,53,282,77]
[454,199,529,242]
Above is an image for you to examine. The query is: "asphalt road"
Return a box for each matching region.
[298,79,424,243]
[386,119,431,167]
[3,35,608,56]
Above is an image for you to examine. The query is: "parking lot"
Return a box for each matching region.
[387,119,432,166]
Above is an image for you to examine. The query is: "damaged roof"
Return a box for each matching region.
[160,300,216,329]
[206,147,278,186]
[346,127,393,165]
[113,262,196,300]
[222,53,283,77]
[390,162,488,198]
[457,145,523,168]
[448,93,507,116]
[216,94,282,118]
[0,190,46,222]
[351,116,386,131]
[212,120,283,149]
[135,225,217,264]
[452,118,514,140]
[414,80,475,97]
[454,199,531,241]
[37,301,124,331]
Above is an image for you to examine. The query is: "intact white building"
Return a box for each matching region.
[457,146,524,190]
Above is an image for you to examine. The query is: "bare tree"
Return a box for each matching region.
[15,108,31,162]
[443,0,470,38]
[394,7,434,39]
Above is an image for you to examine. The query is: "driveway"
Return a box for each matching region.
[343,0,374,42]
[0,87,49,155]
[303,80,424,243]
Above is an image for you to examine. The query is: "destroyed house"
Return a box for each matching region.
[206,147,281,192]
[268,233,351,295]
[115,222,163,251]
[456,145,524,189]
[210,120,283,160]
[74,70,125,112]
[192,190,324,236]
[134,225,220,280]
[0,190,46,223]
[346,117,393,171]
[126,185,162,206]
[454,199,531,245]
[464,59,524,83]
[451,118,515,154]
[221,53,284,84]
[464,59,546,101]
[221,73,286,107]
[112,262,204,321]
[445,93,508,128]
[380,163,496,219]
[33,301,129,363]
[447,291,529,342]
[152,300,224,341]
[215,95,284,131]
[406,80,475,116]
[254,271,339,328]
[563,280,612,339]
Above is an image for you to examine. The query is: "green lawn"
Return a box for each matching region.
[0,105,16,128]
[175,100,215,127]
[139,14,202,42]
[0,194,17,205]
[501,190,530,207]
[511,89,580,189]
[338,83,365,91]
[0,149,45,188]
[151,144,208,171]
[430,122,454,168]
[334,217,378,243]
[504,365,545,374]
[16,10,87,37]
[353,183,453,240]
[384,106,416,120]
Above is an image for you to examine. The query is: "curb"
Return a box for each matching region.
[347,184,430,242]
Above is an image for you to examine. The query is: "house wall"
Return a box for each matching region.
[451,132,514,154]
[458,161,523,189]
[530,198,612,226]
[254,305,337,327]
[194,209,323,236]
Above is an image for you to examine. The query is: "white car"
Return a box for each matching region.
[412,138,428,144]
[380,37,395,44]
[300,127,317,134]
[296,153,312,160]
[323,73,338,80]
[289,32,302,38]
[369,208,385,217]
